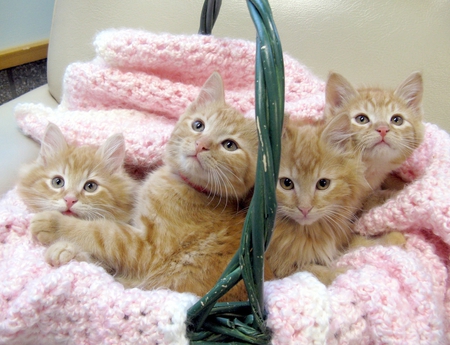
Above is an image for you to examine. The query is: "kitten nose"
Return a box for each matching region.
[195,138,210,153]
[299,207,312,217]
[376,126,390,138]
[64,196,78,208]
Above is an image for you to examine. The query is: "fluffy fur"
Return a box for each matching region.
[266,115,371,284]
[17,123,137,223]
[29,72,272,301]
[325,71,425,191]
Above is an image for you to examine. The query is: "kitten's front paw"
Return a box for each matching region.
[45,240,91,266]
[380,231,407,248]
[361,189,398,213]
[30,210,65,245]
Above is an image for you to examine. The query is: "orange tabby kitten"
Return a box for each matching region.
[29,72,272,301]
[266,114,372,285]
[325,72,425,193]
[18,123,137,223]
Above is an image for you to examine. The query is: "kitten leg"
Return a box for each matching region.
[45,240,92,266]
[302,264,347,286]
[360,189,399,213]
[30,210,65,245]
[382,174,407,191]
[31,210,152,277]
[349,232,406,249]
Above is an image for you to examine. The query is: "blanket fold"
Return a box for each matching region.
[2,29,449,344]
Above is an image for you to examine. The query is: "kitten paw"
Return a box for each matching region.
[361,189,399,213]
[45,241,90,266]
[30,210,64,245]
[381,231,407,247]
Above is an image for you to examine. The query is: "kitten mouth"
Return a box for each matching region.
[62,210,77,217]
[374,139,390,148]
[294,215,317,226]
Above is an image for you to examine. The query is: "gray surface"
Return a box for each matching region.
[0,59,47,105]
[0,84,58,196]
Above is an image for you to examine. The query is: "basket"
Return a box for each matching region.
[186,0,285,343]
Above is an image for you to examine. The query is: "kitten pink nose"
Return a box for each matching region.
[376,126,390,138]
[299,207,312,217]
[64,196,78,208]
[195,138,210,153]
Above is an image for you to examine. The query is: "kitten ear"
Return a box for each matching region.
[320,113,353,153]
[39,123,68,165]
[281,114,291,138]
[98,133,126,173]
[325,72,358,110]
[188,71,225,112]
[394,72,423,112]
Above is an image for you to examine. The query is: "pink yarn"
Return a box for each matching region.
[4,29,450,343]
[15,103,174,174]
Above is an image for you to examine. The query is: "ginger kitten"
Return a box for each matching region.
[266,114,372,285]
[29,72,272,301]
[18,123,137,223]
[325,72,425,191]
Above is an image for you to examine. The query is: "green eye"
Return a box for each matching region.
[192,120,205,132]
[355,114,370,124]
[280,178,294,190]
[391,114,404,126]
[316,178,330,190]
[84,181,98,193]
[51,176,65,188]
[222,140,238,151]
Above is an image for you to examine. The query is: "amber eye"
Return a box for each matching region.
[355,114,370,124]
[316,178,330,190]
[84,181,98,193]
[391,114,404,126]
[222,140,238,151]
[280,178,294,190]
[192,120,205,132]
[51,176,65,188]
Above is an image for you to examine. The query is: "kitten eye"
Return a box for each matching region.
[51,176,65,188]
[222,139,238,151]
[355,114,370,124]
[316,178,330,190]
[279,178,294,190]
[192,120,205,132]
[84,181,98,193]
[391,114,404,126]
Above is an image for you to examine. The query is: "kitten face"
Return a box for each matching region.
[18,124,136,222]
[325,72,425,167]
[164,72,258,199]
[276,115,367,227]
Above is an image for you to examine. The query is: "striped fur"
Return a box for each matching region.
[30,72,272,301]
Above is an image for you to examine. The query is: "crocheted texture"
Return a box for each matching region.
[4,29,450,344]
[15,29,324,175]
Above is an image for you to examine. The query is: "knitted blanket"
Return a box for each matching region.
[2,29,449,344]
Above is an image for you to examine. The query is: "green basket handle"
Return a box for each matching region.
[187,0,285,343]
[198,0,222,34]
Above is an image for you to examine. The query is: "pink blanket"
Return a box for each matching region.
[2,29,449,344]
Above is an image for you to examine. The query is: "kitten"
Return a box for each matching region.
[325,72,425,193]
[266,114,371,284]
[18,123,137,223]
[29,72,272,301]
